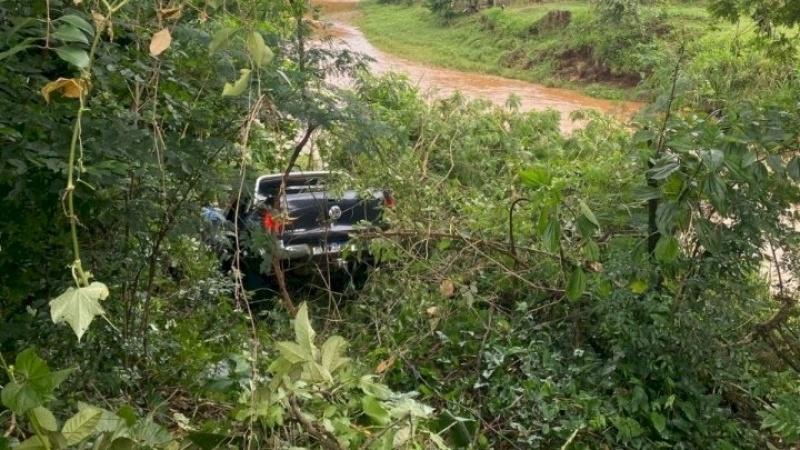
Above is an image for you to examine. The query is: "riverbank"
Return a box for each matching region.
[355,0,712,100]
[315,0,643,132]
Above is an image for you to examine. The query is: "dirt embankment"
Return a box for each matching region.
[314,0,644,132]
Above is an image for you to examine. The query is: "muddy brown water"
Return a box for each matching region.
[313,0,643,132]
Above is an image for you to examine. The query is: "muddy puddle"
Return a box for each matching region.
[312,0,643,132]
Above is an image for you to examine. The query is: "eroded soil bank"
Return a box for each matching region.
[313,0,643,132]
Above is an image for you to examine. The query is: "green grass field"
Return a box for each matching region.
[355,0,714,99]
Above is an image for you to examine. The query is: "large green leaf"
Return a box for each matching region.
[1,381,42,415]
[650,411,667,435]
[566,267,586,302]
[14,436,48,450]
[57,15,94,36]
[655,201,680,235]
[699,148,724,170]
[0,349,54,414]
[49,281,109,341]
[320,335,349,374]
[293,302,316,354]
[583,240,600,262]
[362,395,390,425]
[359,376,393,400]
[130,416,172,448]
[387,397,434,419]
[579,200,599,228]
[53,45,90,69]
[647,158,680,180]
[51,368,76,391]
[31,406,58,432]
[305,361,333,384]
[221,69,251,97]
[62,408,102,445]
[76,402,125,433]
[541,216,561,253]
[52,24,89,45]
[703,173,728,213]
[15,348,52,392]
[276,341,311,364]
[246,31,273,67]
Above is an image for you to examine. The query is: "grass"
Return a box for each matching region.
[355,0,715,100]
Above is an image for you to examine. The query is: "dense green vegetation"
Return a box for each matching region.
[1,0,800,449]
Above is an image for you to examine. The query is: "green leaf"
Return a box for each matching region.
[519,166,551,189]
[51,367,76,390]
[654,235,680,263]
[53,45,90,69]
[221,69,251,97]
[612,416,643,440]
[583,240,600,262]
[276,341,311,364]
[633,185,661,202]
[77,402,125,433]
[130,416,172,448]
[700,149,724,170]
[566,267,586,302]
[62,408,102,445]
[31,406,58,432]
[57,15,94,36]
[52,24,89,45]
[359,375,393,400]
[49,281,109,341]
[655,201,680,235]
[14,436,48,450]
[15,348,52,392]
[1,349,54,414]
[362,396,390,425]
[209,27,236,55]
[306,361,333,383]
[116,405,138,427]
[650,411,667,435]
[696,220,721,255]
[703,173,727,212]
[293,302,316,354]
[387,397,434,419]
[320,335,349,374]
[579,200,599,228]
[1,381,42,415]
[246,31,273,67]
[647,158,680,180]
[541,216,561,253]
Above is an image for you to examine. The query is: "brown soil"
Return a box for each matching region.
[314,0,644,132]
[556,46,641,87]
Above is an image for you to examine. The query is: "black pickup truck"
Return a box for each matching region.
[204,171,393,285]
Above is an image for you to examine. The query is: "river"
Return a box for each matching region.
[313,0,643,132]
